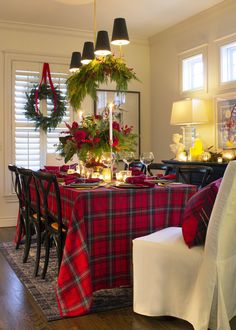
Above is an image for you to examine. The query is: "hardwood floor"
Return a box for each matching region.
[0,227,235,330]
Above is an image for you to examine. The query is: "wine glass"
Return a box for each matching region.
[121,151,135,170]
[140,152,154,176]
[100,152,116,168]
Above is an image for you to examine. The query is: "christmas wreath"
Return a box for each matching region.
[24,63,66,132]
[67,55,139,110]
[24,84,66,132]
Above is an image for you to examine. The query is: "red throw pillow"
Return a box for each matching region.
[182,178,222,248]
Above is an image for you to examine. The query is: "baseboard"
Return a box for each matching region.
[0,217,17,228]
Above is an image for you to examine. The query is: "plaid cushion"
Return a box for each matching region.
[182,178,222,248]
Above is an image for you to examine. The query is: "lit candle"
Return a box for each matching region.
[78,110,83,124]
[109,103,113,145]
[102,168,112,182]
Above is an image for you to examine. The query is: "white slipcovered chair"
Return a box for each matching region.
[133,160,236,330]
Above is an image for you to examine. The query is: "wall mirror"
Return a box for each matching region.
[94,89,140,155]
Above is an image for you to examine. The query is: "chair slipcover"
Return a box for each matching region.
[133,160,236,330]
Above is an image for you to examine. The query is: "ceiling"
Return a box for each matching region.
[0,0,225,38]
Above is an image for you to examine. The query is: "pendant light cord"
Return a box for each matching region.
[93,0,97,45]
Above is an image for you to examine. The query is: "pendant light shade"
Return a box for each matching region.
[81,41,95,65]
[111,18,129,46]
[94,30,111,56]
[69,52,82,72]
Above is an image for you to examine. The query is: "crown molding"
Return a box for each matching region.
[0,20,148,46]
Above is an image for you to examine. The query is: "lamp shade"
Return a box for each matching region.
[111,18,130,46]
[170,99,209,125]
[69,52,82,72]
[94,30,111,56]
[81,41,95,65]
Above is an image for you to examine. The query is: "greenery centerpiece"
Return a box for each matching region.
[57,112,137,166]
[67,55,138,109]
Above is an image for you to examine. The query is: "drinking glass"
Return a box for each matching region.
[100,152,116,168]
[121,151,135,170]
[140,152,154,175]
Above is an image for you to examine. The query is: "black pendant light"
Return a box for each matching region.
[69,52,82,73]
[94,31,111,56]
[69,1,130,71]
[81,41,95,65]
[111,18,130,46]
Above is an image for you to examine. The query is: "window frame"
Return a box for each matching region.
[215,33,236,91]
[4,52,71,199]
[178,44,208,97]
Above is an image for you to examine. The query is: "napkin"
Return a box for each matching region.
[125,175,155,187]
[43,166,61,172]
[60,163,78,172]
[131,168,143,176]
[162,173,176,180]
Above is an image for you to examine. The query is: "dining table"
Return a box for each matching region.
[15,177,197,317]
[53,181,197,317]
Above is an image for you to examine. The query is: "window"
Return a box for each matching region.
[13,61,72,170]
[179,44,207,95]
[220,42,236,83]
[182,54,203,92]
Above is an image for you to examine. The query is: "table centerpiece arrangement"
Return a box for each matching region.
[57,111,137,175]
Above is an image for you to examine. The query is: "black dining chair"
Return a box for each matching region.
[124,160,146,173]
[8,164,24,250]
[18,168,46,276]
[173,164,213,189]
[147,163,174,177]
[32,171,67,279]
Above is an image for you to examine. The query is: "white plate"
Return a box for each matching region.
[65,182,100,188]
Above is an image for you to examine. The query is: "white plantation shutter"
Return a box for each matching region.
[13,61,71,170]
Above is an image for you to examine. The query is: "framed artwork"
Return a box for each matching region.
[94,89,141,155]
[216,94,236,149]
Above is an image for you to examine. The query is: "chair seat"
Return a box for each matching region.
[50,222,67,233]
[135,227,203,253]
[32,213,46,222]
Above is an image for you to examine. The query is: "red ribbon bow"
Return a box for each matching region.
[34,63,57,113]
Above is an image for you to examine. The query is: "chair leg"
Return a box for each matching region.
[15,215,24,250]
[33,224,41,277]
[23,221,31,263]
[41,232,50,279]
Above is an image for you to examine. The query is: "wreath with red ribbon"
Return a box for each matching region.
[24,63,66,132]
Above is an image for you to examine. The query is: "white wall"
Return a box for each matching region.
[0,22,150,227]
[150,0,236,162]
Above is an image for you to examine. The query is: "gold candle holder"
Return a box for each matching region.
[102,168,112,182]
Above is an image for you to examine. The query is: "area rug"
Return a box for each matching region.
[0,241,132,322]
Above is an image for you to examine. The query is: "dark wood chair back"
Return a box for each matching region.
[32,170,65,278]
[147,163,173,176]
[124,160,146,173]
[32,171,63,232]
[17,168,34,215]
[174,165,213,189]
[8,164,23,204]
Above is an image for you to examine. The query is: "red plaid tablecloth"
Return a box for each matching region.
[53,184,196,317]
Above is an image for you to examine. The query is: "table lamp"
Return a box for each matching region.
[170,99,209,152]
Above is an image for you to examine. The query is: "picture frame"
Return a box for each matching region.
[94,89,141,155]
[216,93,236,149]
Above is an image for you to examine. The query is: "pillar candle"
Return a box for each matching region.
[109,103,113,145]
